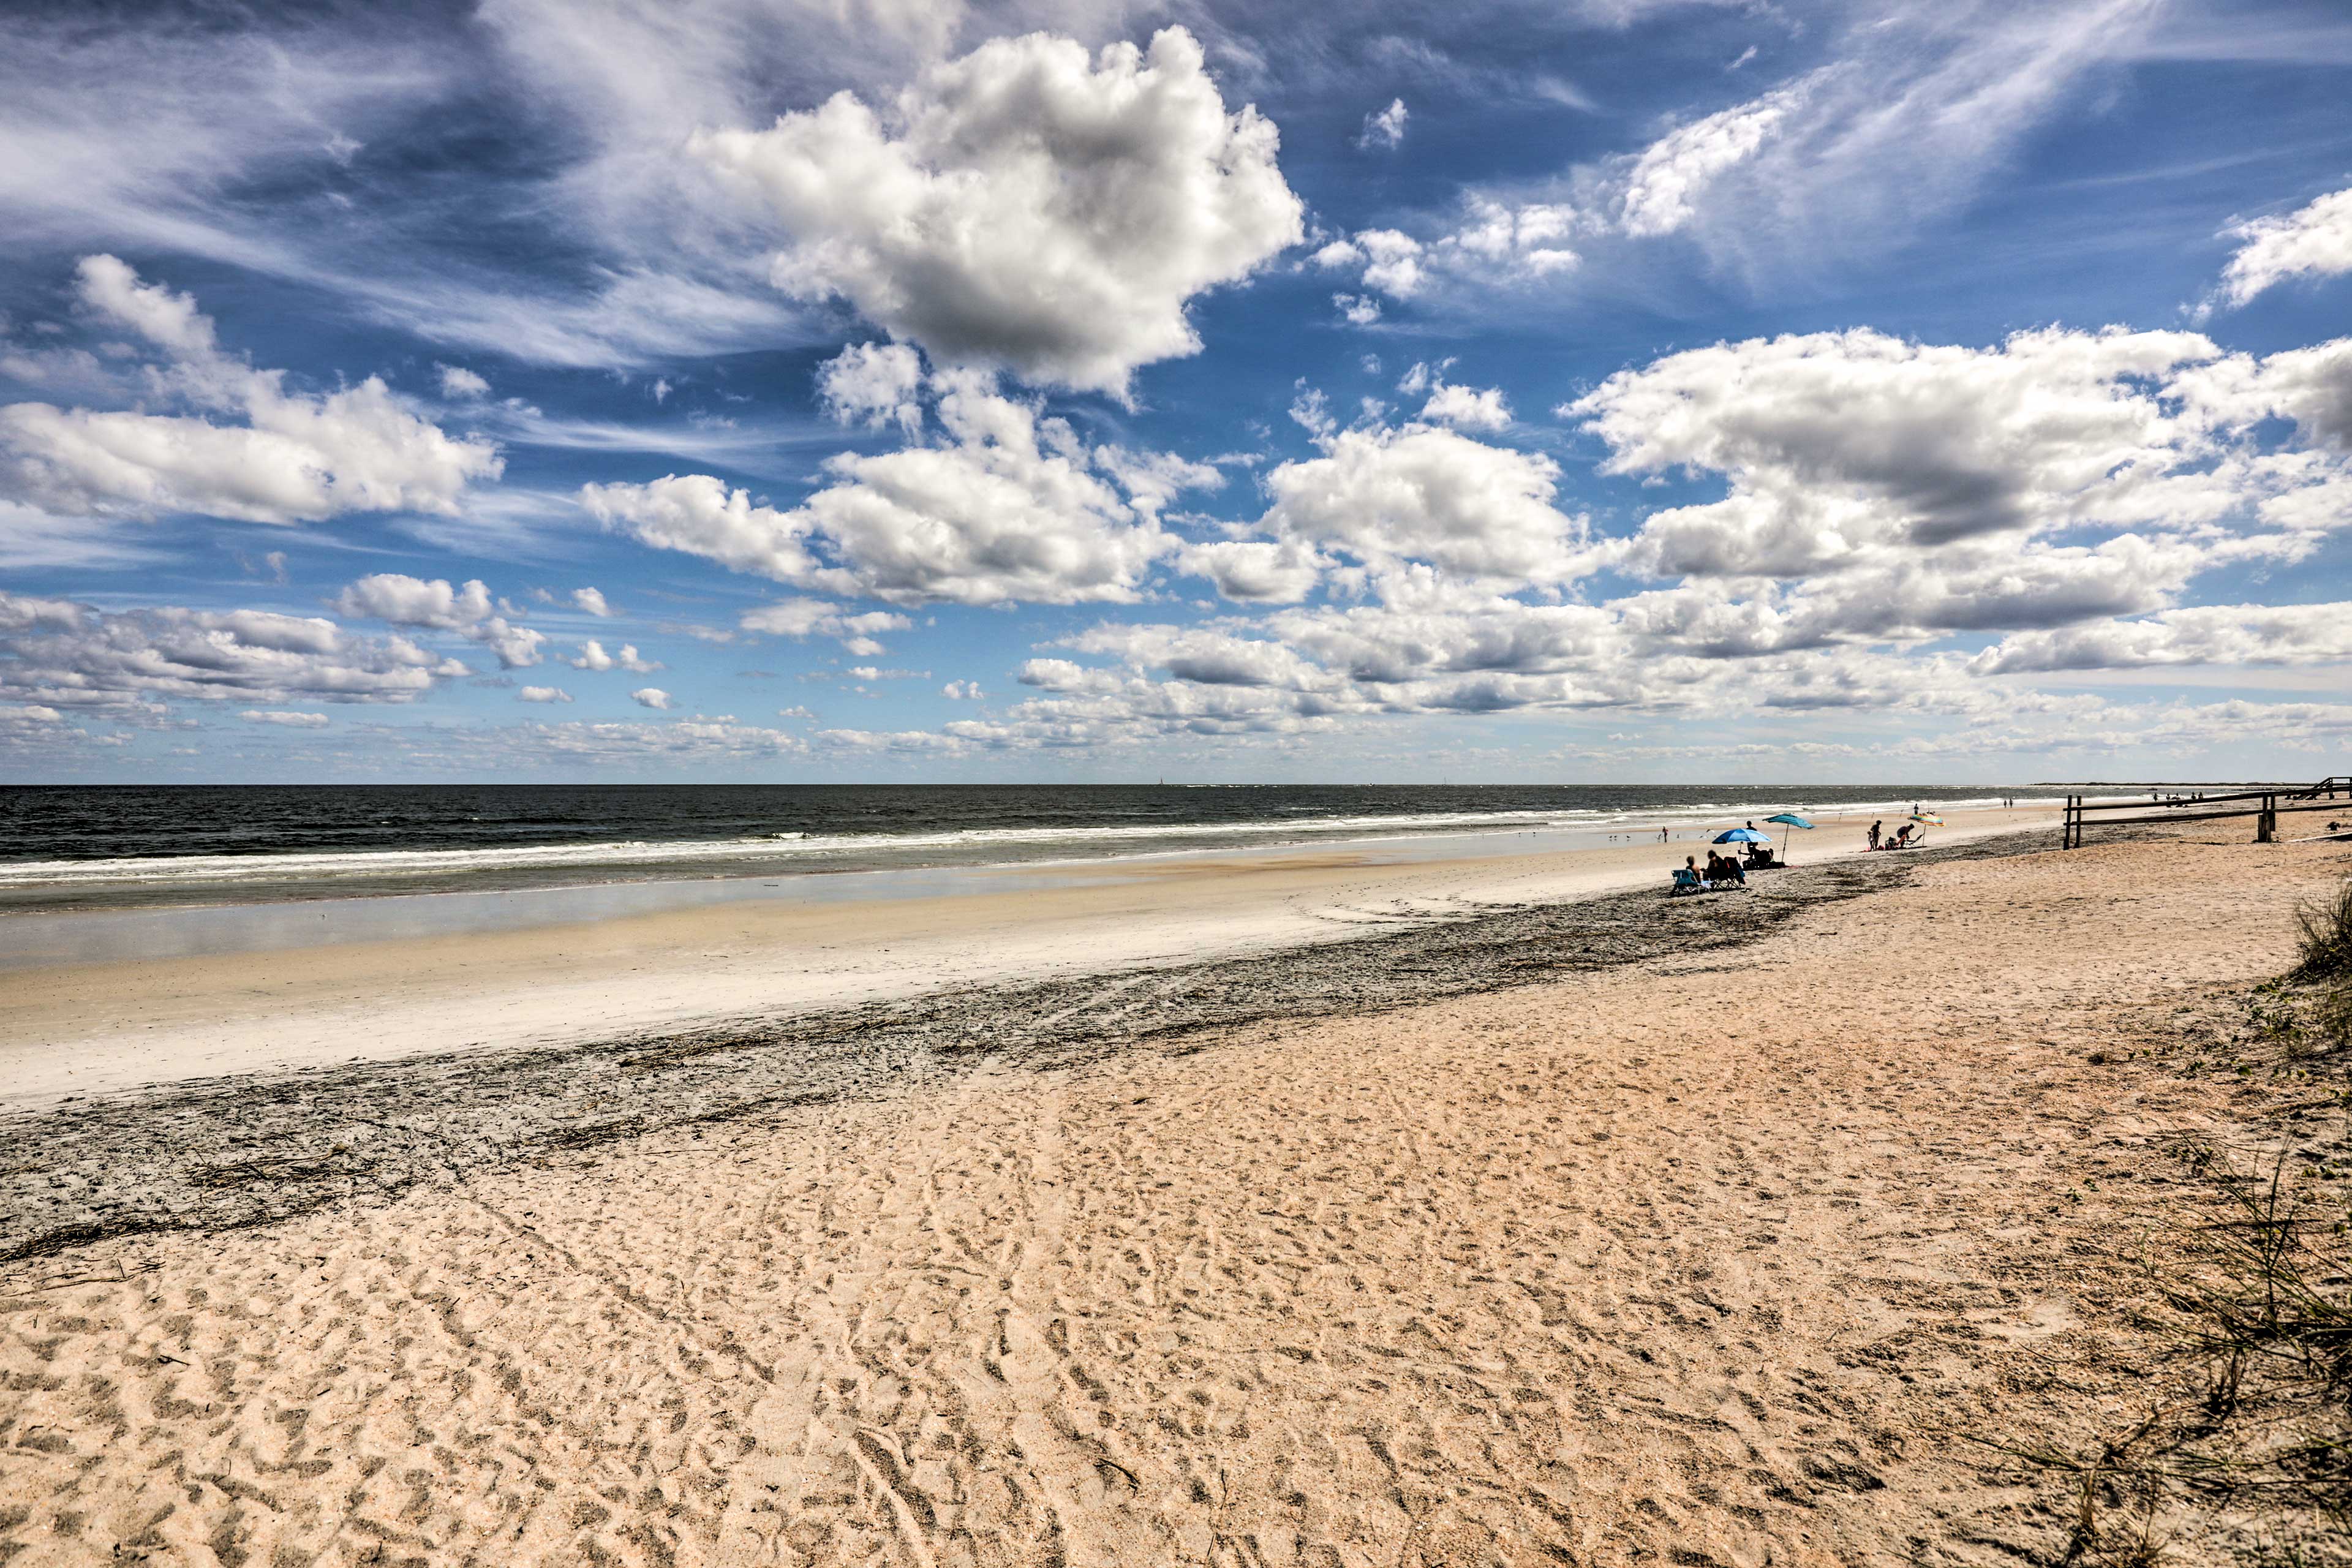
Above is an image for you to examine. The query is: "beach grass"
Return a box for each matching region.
[2292,879,2352,982]
[2013,894,2352,1564]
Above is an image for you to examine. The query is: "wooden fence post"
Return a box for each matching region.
[2256,793,2276,843]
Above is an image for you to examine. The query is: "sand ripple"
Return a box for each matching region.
[4,834,2342,1564]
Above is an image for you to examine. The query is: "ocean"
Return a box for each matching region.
[0,783,2043,913]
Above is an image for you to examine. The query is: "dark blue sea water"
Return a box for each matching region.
[0,783,2045,910]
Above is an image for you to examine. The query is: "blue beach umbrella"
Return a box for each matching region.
[1713,827,1770,843]
[1763,812,1814,860]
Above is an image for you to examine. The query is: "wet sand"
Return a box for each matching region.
[3,822,2347,1564]
[0,804,2048,1107]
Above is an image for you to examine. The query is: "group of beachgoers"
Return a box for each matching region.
[1687,850,1749,887]
[1866,804,1939,851]
[1672,805,1945,895]
[1672,818,1784,892]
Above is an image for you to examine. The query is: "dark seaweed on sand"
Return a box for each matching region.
[0,835,2049,1268]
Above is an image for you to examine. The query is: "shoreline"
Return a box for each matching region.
[0,804,2054,1107]
[0,791,2059,919]
[6,823,2046,1265]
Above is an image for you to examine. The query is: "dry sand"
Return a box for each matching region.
[4,822,2345,1566]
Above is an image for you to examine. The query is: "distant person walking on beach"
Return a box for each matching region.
[1659,826,1670,843]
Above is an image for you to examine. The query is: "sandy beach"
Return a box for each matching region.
[5,813,2347,1564]
[0,804,2047,1108]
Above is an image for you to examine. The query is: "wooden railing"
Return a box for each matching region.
[2061,774,2351,849]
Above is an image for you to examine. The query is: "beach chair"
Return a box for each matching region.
[1670,868,1705,896]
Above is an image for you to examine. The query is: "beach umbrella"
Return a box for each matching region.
[1764,812,1814,859]
[1713,827,1770,843]
[1909,811,1944,827]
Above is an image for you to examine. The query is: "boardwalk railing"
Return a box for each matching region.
[2061,774,2350,849]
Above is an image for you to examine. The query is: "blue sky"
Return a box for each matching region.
[2,0,2350,783]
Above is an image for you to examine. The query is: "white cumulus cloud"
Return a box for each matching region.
[1,257,501,527]
[1416,380,1512,431]
[2215,186,2352,310]
[1,588,466,709]
[568,638,662,673]
[333,573,546,669]
[585,374,1211,606]
[630,686,671,709]
[692,27,1302,398]
[1257,423,1587,586]
[816,341,925,436]
[1972,603,2352,675]
[1566,326,2352,649]
[1177,538,1325,604]
[437,364,491,401]
[738,598,912,658]
[1357,98,1408,151]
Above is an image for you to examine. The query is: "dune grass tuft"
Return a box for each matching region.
[2013,1155,2351,1566]
[2291,880,2352,982]
[2004,889,2352,1563]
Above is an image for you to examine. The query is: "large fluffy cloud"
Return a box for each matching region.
[583,374,1208,605]
[1570,327,2231,571]
[1256,423,1586,586]
[1,258,501,527]
[691,27,1302,396]
[1552,326,2352,660]
[0,588,466,709]
[1561,327,2352,652]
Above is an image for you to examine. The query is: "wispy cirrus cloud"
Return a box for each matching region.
[1317,0,2168,304]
